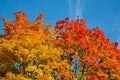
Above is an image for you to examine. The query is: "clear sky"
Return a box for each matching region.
[0,0,120,48]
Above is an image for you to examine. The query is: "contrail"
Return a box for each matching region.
[75,0,82,18]
[68,0,83,19]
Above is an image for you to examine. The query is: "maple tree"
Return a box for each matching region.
[0,11,120,80]
[54,17,120,80]
[0,11,67,80]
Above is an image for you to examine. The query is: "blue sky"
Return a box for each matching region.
[0,0,120,47]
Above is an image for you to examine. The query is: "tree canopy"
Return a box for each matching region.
[0,11,120,80]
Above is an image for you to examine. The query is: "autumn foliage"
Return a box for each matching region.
[0,11,120,80]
